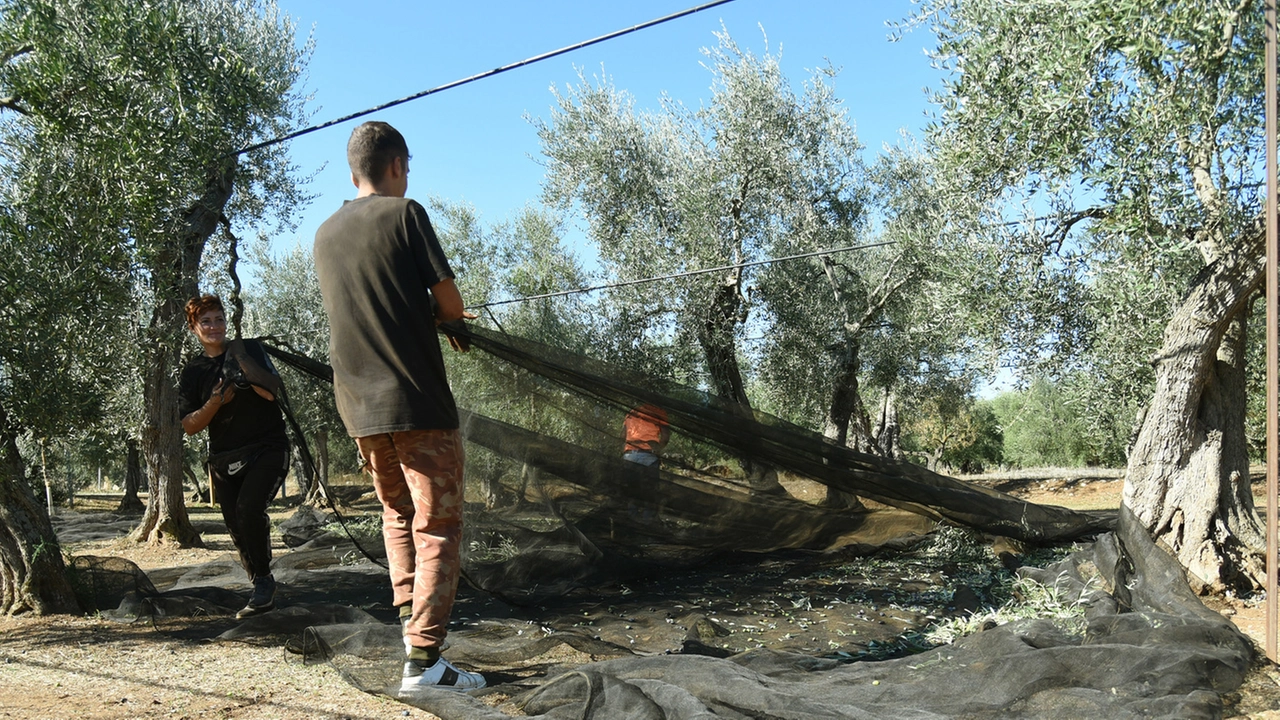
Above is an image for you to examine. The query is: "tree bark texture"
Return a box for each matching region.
[0,404,79,615]
[822,340,877,453]
[132,160,237,547]
[290,443,312,503]
[1122,226,1266,592]
[183,462,205,502]
[697,274,750,409]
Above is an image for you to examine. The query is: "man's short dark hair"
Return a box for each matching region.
[347,121,409,183]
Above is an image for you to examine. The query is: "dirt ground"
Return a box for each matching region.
[3,473,1280,719]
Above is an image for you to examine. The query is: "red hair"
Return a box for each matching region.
[184,294,224,328]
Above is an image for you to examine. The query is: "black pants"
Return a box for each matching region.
[210,447,288,580]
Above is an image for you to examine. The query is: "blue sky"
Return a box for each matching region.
[267,0,945,256]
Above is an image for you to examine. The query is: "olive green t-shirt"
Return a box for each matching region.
[313,195,458,436]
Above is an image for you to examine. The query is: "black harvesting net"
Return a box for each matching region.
[59,321,1254,719]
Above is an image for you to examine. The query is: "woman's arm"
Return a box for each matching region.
[181,381,234,435]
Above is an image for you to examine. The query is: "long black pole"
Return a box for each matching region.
[1265,0,1277,663]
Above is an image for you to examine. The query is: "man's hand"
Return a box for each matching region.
[441,311,478,352]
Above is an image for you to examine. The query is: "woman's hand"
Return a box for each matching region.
[210,379,236,408]
[183,380,234,436]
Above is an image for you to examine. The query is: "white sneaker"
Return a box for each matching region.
[398,658,486,696]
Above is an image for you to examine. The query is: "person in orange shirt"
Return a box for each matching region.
[622,403,670,469]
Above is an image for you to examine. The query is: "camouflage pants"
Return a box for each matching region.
[355,429,465,651]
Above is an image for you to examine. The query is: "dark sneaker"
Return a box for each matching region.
[398,657,485,696]
[235,575,275,619]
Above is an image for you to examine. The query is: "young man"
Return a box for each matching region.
[313,121,484,695]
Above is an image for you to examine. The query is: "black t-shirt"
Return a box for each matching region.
[313,195,458,437]
[178,339,288,453]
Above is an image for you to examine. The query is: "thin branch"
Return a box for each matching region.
[1209,0,1251,62]
[219,214,245,337]
[0,97,28,116]
[0,44,32,66]
[1046,207,1108,253]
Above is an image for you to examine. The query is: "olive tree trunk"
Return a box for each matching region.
[1122,226,1266,593]
[0,404,79,615]
[821,339,873,509]
[114,437,144,514]
[698,274,751,409]
[698,271,784,495]
[874,391,901,459]
[131,160,237,546]
[304,429,330,506]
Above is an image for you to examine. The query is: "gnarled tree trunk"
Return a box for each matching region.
[132,159,236,546]
[133,308,203,545]
[1122,227,1265,593]
[0,404,79,615]
[699,274,751,409]
[304,429,330,506]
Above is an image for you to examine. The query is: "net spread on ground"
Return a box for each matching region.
[59,324,1252,719]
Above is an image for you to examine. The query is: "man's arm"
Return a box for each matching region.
[431,278,466,324]
[432,278,478,352]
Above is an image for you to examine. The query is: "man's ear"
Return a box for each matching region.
[351,172,360,189]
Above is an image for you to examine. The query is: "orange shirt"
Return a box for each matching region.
[624,404,669,453]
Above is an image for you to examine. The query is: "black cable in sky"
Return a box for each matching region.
[467,241,896,310]
[235,0,739,157]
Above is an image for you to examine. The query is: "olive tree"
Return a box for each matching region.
[536,30,879,491]
[917,0,1266,590]
[0,135,133,612]
[0,0,311,548]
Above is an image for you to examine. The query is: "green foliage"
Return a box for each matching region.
[1245,304,1267,461]
[0,0,312,492]
[907,0,1265,437]
[917,0,1262,226]
[0,0,312,249]
[536,29,869,402]
[944,400,1003,473]
[432,202,618,458]
[900,379,1003,472]
[536,29,997,448]
[989,379,1098,469]
[923,574,1090,646]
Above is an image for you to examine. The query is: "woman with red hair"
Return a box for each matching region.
[178,294,290,620]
